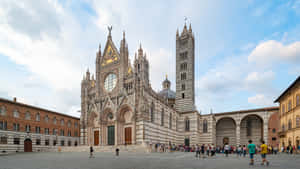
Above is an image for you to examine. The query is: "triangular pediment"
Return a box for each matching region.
[101,37,120,66]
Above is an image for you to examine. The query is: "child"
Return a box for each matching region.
[260,141,269,166]
[247,140,256,165]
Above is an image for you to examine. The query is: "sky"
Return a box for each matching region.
[0,0,299,117]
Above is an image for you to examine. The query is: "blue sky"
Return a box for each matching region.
[0,0,299,117]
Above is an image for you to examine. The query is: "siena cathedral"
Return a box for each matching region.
[80,23,278,148]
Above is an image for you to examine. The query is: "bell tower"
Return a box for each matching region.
[175,23,195,112]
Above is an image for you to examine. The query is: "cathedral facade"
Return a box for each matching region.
[80,24,278,148]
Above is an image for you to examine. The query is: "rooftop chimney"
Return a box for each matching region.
[13,97,17,102]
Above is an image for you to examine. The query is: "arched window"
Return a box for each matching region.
[282,124,285,131]
[36,113,40,121]
[68,120,71,128]
[203,119,208,133]
[288,119,292,130]
[74,122,78,128]
[44,115,49,123]
[25,112,31,120]
[13,109,19,118]
[150,102,155,122]
[53,117,57,124]
[296,116,300,128]
[61,119,64,126]
[288,100,292,111]
[297,95,300,106]
[169,113,172,129]
[0,106,6,116]
[161,108,164,126]
[281,104,285,114]
[185,118,190,131]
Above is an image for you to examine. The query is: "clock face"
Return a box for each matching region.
[104,73,117,92]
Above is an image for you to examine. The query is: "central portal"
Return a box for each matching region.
[107,126,115,145]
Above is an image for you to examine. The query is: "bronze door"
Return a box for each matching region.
[125,127,132,145]
[107,126,115,145]
[94,131,99,146]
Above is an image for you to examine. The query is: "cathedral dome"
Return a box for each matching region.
[158,75,176,99]
[158,88,176,99]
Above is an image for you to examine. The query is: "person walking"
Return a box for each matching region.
[211,144,215,156]
[237,145,242,157]
[200,144,205,158]
[247,140,256,165]
[89,146,94,158]
[195,144,200,158]
[207,144,210,157]
[260,141,270,166]
[224,143,230,157]
[243,145,247,157]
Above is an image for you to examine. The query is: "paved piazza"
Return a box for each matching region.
[0,152,299,169]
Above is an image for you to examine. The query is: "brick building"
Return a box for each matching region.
[268,111,280,147]
[0,97,80,153]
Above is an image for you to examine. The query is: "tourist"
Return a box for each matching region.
[247,140,256,165]
[207,144,210,156]
[274,145,278,155]
[116,147,120,156]
[224,143,230,157]
[211,144,215,156]
[201,144,205,158]
[89,146,94,158]
[237,145,242,157]
[242,145,247,157]
[195,144,200,158]
[260,140,269,166]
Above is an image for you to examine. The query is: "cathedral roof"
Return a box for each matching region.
[158,88,176,100]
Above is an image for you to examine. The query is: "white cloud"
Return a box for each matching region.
[248,40,300,66]
[248,94,273,106]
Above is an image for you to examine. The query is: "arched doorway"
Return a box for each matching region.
[216,117,236,146]
[118,105,133,145]
[240,114,263,146]
[24,138,32,152]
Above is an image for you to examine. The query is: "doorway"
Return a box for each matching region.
[94,131,99,146]
[107,126,115,145]
[184,138,190,147]
[24,138,32,152]
[125,127,132,145]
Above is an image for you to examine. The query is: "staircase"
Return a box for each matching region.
[61,144,150,153]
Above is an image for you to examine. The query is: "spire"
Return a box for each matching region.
[189,23,192,33]
[86,68,90,80]
[138,43,143,58]
[123,31,125,40]
[176,29,179,37]
[107,26,112,38]
[99,43,101,51]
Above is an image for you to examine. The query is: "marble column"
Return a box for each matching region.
[236,123,240,146]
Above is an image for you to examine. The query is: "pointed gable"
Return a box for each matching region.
[101,34,120,66]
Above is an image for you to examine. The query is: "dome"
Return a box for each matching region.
[158,88,176,99]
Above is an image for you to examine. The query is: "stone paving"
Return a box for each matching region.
[0,152,299,169]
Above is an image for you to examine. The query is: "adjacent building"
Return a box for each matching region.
[0,97,80,153]
[275,76,300,149]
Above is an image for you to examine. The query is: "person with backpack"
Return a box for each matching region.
[89,146,94,158]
